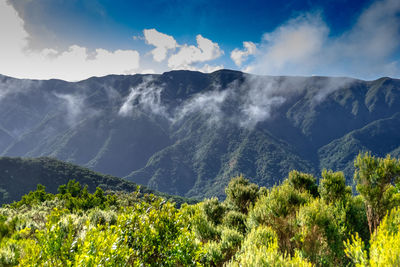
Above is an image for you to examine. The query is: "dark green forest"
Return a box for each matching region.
[1,152,400,266]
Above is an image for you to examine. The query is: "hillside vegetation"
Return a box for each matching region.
[0,156,194,206]
[1,71,400,198]
[1,152,400,266]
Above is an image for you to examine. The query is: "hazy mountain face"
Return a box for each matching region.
[1,70,400,198]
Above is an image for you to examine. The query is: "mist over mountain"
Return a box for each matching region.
[1,70,399,198]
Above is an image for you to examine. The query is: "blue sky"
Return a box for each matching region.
[1,0,399,80]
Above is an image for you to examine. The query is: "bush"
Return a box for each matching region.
[225,175,259,214]
[345,207,400,266]
[288,170,318,197]
[202,197,226,225]
[319,169,351,204]
[247,182,311,254]
[228,226,312,267]
[296,199,347,266]
[223,210,247,234]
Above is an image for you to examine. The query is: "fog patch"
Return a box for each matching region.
[174,85,230,124]
[313,77,356,103]
[0,78,38,101]
[118,76,167,117]
[118,74,358,129]
[54,93,98,127]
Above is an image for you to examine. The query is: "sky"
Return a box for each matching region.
[1,0,400,81]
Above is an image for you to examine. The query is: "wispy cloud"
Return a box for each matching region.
[54,93,100,127]
[0,78,38,101]
[174,85,229,124]
[243,13,328,76]
[118,76,167,117]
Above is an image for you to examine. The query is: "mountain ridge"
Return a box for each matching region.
[1,70,399,198]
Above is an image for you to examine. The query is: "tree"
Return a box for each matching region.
[354,152,400,234]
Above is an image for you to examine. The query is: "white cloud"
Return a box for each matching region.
[247,14,328,76]
[143,28,177,62]
[197,64,224,73]
[168,34,224,70]
[140,69,156,74]
[329,0,400,78]
[0,0,140,81]
[242,0,400,79]
[231,41,256,67]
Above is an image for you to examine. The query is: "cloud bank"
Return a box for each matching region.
[3,0,399,81]
[0,0,140,81]
[1,0,225,80]
[236,0,400,79]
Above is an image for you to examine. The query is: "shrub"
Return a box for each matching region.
[222,210,247,234]
[288,170,318,197]
[225,175,259,214]
[202,197,226,225]
[345,207,400,266]
[247,182,311,254]
[319,169,351,204]
[296,199,347,266]
[228,226,312,267]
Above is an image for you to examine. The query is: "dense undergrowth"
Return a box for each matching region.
[1,152,400,266]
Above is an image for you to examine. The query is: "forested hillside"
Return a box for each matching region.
[0,157,193,206]
[1,152,400,266]
[1,71,400,198]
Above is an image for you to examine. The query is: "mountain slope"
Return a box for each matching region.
[1,70,400,198]
[0,156,191,206]
[319,112,400,179]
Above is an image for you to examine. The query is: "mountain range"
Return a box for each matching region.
[1,70,399,199]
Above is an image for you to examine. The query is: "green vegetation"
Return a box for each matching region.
[1,152,400,266]
[0,157,195,207]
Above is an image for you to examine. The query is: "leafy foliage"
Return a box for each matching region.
[1,152,400,266]
[354,152,400,233]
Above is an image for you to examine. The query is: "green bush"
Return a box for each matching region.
[247,182,312,254]
[202,197,226,225]
[319,169,351,204]
[345,207,400,266]
[288,170,319,197]
[228,226,312,267]
[296,199,347,266]
[225,175,259,214]
[223,210,247,233]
